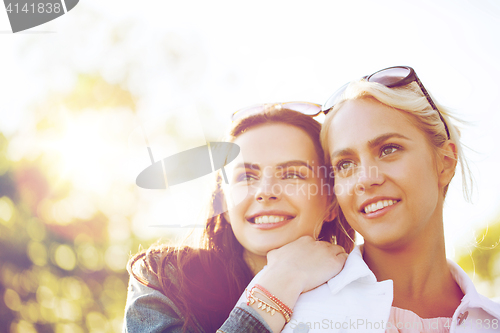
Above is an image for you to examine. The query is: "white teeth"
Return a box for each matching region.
[254,215,287,224]
[363,200,397,214]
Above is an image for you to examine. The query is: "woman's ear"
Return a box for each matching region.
[438,140,458,188]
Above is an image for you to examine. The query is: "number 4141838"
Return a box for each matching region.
[6,2,62,14]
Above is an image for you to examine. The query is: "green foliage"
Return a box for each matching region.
[63,74,136,112]
[0,73,154,332]
[457,220,500,297]
[0,167,129,332]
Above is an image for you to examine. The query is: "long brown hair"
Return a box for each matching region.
[128,108,355,332]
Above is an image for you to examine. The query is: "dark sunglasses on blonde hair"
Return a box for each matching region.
[231,102,322,122]
[321,66,451,140]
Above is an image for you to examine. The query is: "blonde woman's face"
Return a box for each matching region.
[327,98,445,249]
[223,123,331,260]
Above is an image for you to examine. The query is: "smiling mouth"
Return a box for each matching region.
[248,215,294,224]
[362,199,399,214]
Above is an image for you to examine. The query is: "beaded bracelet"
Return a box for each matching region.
[254,284,293,317]
[246,285,293,323]
[247,291,280,316]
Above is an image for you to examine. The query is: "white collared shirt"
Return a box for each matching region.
[237,245,500,332]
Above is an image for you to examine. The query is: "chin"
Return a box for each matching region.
[364,235,409,250]
[254,241,286,254]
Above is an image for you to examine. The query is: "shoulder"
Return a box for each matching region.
[123,246,207,332]
[128,246,207,290]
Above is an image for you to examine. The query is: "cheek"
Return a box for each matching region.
[299,180,329,207]
[333,178,356,203]
[336,194,354,220]
[399,157,438,190]
[223,185,250,210]
[221,188,245,225]
[307,196,328,217]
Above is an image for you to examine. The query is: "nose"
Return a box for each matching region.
[355,163,385,193]
[254,175,281,203]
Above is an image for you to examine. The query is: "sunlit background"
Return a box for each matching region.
[0,0,499,332]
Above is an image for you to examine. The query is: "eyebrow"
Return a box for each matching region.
[234,160,313,171]
[277,160,313,170]
[330,133,411,160]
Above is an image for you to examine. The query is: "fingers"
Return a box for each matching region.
[328,243,346,254]
[267,236,348,267]
[265,235,349,294]
[337,251,348,258]
[329,245,347,261]
[336,252,348,267]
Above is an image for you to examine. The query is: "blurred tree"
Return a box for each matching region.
[1,7,214,332]
[457,220,500,299]
[0,73,151,333]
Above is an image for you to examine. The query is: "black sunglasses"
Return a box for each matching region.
[322,66,450,139]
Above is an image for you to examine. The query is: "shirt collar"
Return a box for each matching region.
[327,245,500,316]
[447,259,477,298]
[447,259,500,317]
[327,245,380,294]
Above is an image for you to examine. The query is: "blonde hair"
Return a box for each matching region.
[320,79,472,201]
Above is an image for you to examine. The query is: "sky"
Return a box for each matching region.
[0,0,499,260]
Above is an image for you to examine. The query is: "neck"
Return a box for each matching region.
[362,213,463,318]
[243,251,267,276]
[363,230,447,292]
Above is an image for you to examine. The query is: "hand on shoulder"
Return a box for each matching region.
[266,235,347,293]
[243,236,347,333]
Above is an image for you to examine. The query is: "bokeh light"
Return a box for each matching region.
[0,1,499,332]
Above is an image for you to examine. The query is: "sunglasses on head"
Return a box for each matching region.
[321,66,450,139]
[231,101,322,122]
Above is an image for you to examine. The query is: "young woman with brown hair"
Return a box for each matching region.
[123,105,354,333]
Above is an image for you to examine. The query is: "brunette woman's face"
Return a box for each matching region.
[327,98,450,249]
[223,123,331,260]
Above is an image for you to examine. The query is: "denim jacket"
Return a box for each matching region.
[123,254,272,333]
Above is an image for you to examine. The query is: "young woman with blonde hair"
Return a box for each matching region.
[258,66,500,332]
